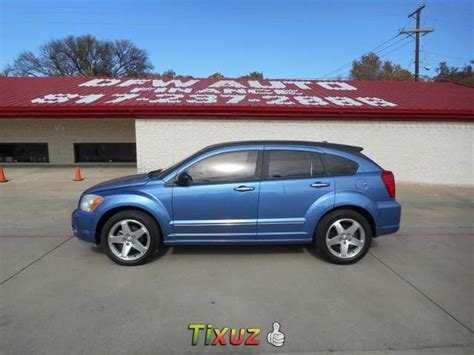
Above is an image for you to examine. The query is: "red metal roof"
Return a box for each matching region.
[0,77,473,121]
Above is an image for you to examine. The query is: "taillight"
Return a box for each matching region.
[381,170,396,198]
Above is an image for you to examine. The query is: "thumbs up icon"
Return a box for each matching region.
[267,321,285,347]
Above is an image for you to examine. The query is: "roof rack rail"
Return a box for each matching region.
[203,140,364,153]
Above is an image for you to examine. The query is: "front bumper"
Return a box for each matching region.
[375,200,401,237]
[71,209,100,244]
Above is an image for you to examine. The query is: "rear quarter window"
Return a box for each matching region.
[324,154,359,175]
[264,150,328,179]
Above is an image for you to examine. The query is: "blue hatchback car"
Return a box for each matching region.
[72,141,401,265]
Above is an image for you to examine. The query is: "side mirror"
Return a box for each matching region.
[176,171,192,186]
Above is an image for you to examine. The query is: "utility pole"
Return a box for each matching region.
[399,4,434,81]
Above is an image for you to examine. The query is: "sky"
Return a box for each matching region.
[0,0,472,79]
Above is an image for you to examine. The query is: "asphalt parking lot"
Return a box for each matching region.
[0,167,473,354]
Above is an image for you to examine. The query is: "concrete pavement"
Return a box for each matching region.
[0,167,472,354]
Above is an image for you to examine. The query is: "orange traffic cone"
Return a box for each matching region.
[73,166,84,181]
[0,167,7,183]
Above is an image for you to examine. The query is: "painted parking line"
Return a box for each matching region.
[0,234,72,239]
[393,232,474,237]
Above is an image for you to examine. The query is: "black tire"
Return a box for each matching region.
[100,210,160,266]
[315,209,372,265]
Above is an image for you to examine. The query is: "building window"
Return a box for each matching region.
[74,143,136,163]
[0,143,49,163]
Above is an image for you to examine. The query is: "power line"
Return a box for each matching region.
[322,35,412,78]
[322,5,435,81]
[374,36,412,57]
[321,35,400,78]
[334,39,415,79]
[378,38,415,59]
[423,50,468,61]
[320,10,421,79]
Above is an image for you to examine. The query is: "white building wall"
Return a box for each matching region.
[0,119,136,164]
[136,119,473,186]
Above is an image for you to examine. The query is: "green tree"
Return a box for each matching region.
[433,61,474,87]
[161,69,177,78]
[350,53,413,81]
[241,71,264,79]
[8,34,153,77]
[208,72,225,79]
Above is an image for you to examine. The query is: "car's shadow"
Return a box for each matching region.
[170,244,306,255]
[169,244,327,261]
[90,244,170,263]
[91,243,336,262]
[168,240,379,261]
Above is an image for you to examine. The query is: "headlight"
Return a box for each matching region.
[80,194,104,212]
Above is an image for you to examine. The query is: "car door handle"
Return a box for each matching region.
[233,185,255,192]
[310,182,330,188]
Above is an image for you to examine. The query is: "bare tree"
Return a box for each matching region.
[0,65,13,77]
[8,34,153,77]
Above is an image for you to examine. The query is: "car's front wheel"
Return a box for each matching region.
[101,210,160,266]
[315,209,372,264]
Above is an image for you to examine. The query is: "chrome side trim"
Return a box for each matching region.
[171,218,305,227]
[171,219,257,227]
[168,232,307,238]
[165,238,312,245]
[257,218,305,225]
[169,233,256,237]
[257,231,307,236]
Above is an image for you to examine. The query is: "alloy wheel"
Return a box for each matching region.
[107,219,151,261]
[325,218,366,259]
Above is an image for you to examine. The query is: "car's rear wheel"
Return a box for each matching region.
[101,210,160,266]
[315,209,372,264]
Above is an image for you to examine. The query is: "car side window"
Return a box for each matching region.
[265,150,327,179]
[186,151,259,184]
[324,154,359,175]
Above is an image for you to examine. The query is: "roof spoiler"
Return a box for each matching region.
[318,141,364,152]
